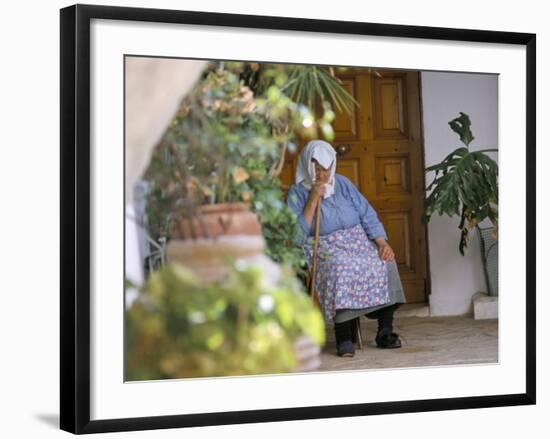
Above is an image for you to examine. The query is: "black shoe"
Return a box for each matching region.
[337,340,355,357]
[375,330,402,349]
[334,319,356,357]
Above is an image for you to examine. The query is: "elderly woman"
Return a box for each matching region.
[286,140,407,357]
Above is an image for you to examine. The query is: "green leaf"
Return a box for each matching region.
[449,112,475,146]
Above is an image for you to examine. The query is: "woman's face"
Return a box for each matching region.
[312,159,333,183]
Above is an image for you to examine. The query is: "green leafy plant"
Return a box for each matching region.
[242,157,308,276]
[145,67,282,207]
[423,112,498,255]
[125,260,325,380]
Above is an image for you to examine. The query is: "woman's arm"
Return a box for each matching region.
[342,177,388,241]
[302,197,318,227]
[341,176,395,261]
[302,181,326,226]
[286,182,327,245]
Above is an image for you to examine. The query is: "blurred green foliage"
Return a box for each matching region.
[125,261,325,380]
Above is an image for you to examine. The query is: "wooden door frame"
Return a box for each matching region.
[417,71,432,302]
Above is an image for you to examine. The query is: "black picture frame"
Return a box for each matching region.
[60,3,536,434]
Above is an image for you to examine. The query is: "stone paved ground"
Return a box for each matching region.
[318,315,498,371]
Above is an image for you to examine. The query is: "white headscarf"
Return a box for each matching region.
[295,140,337,199]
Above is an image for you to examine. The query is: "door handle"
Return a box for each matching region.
[335,144,351,157]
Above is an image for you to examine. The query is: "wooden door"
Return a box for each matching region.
[280,69,429,303]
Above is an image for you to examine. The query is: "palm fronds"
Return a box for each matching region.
[281,66,358,114]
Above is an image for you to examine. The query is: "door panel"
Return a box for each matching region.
[332,78,360,141]
[380,209,413,272]
[335,158,360,187]
[373,75,408,139]
[280,69,429,303]
[279,160,294,193]
[375,153,411,196]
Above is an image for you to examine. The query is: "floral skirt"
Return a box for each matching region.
[303,223,391,323]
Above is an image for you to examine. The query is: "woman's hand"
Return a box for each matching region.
[374,238,395,262]
[303,181,327,227]
[309,180,326,202]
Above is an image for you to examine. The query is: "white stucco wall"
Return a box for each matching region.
[420,71,498,316]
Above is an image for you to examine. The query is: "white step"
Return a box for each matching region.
[395,303,430,318]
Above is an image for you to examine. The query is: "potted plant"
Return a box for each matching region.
[423,112,498,295]
[423,112,498,255]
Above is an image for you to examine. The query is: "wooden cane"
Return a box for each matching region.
[309,198,322,307]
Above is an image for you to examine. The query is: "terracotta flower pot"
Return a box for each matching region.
[169,202,262,240]
[166,202,279,284]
